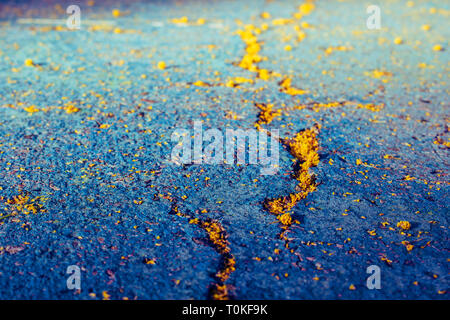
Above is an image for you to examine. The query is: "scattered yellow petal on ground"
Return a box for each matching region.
[112,9,121,18]
[157,61,166,69]
[394,37,403,45]
[397,221,411,230]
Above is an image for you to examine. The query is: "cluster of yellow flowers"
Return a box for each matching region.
[324,45,353,56]
[64,102,80,114]
[433,137,450,147]
[1,192,47,221]
[356,103,385,112]
[232,1,315,91]
[254,103,282,129]
[367,69,393,81]
[433,128,450,147]
[235,24,272,81]
[188,218,236,300]
[225,76,254,88]
[170,16,206,26]
[168,198,235,300]
[279,77,309,95]
[24,105,40,113]
[265,126,320,242]
[292,2,315,41]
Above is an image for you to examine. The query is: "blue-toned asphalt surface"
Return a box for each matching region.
[0,0,448,299]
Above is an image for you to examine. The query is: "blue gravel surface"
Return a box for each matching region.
[0,0,448,299]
